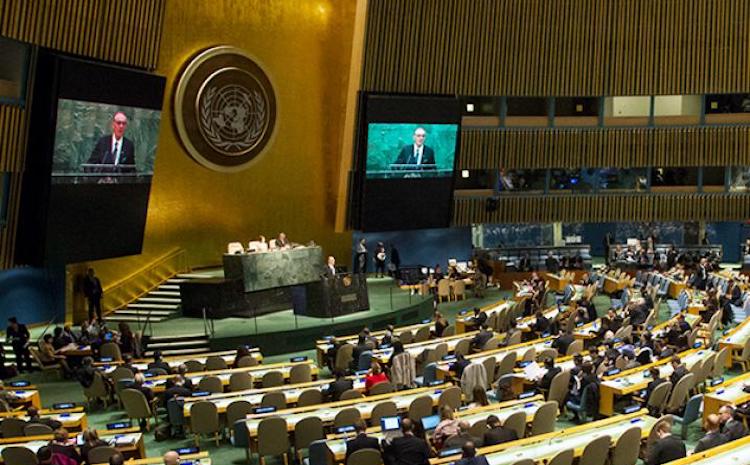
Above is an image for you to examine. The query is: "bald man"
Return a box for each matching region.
[163,451,180,465]
[86,111,136,172]
[394,127,436,169]
[694,414,728,453]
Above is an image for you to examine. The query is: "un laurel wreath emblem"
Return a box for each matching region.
[174,46,277,171]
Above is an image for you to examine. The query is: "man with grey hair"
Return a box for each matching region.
[163,450,180,465]
[394,127,435,169]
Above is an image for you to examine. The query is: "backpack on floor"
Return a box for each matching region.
[154,422,172,441]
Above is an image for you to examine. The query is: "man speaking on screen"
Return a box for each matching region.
[86,111,136,174]
[393,127,436,170]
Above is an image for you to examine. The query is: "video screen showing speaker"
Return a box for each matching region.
[15,51,166,265]
[52,100,161,184]
[365,123,457,179]
[353,94,460,232]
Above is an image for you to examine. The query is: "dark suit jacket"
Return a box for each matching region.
[646,434,686,465]
[86,135,136,172]
[383,435,431,465]
[670,365,689,386]
[444,433,480,450]
[694,431,726,453]
[346,434,381,461]
[540,366,561,391]
[722,418,748,441]
[552,334,574,355]
[482,426,518,446]
[326,379,353,402]
[394,145,436,168]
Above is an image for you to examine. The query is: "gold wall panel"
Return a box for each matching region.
[363,0,750,96]
[453,194,750,225]
[88,0,357,289]
[0,0,165,70]
[460,126,750,169]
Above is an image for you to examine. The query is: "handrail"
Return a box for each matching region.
[101,248,189,314]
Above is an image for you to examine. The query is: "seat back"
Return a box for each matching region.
[308,439,334,465]
[297,389,324,407]
[257,416,290,456]
[713,347,729,378]
[226,400,254,427]
[507,331,523,347]
[437,386,462,410]
[262,370,285,388]
[482,356,497,386]
[205,355,227,371]
[530,401,558,436]
[420,363,438,386]
[334,344,354,372]
[611,426,641,465]
[502,409,527,439]
[482,336,501,352]
[197,375,223,394]
[454,339,472,357]
[547,449,574,465]
[23,423,53,436]
[437,280,451,299]
[1,446,38,465]
[184,360,205,372]
[1,417,27,438]
[579,434,611,465]
[666,373,695,412]
[290,364,312,384]
[166,397,185,427]
[521,347,536,362]
[370,401,398,426]
[84,371,109,400]
[369,382,394,396]
[680,394,703,426]
[261,391,287,410]
[294,416,325,453]
[333,407,361,428]
[229,372,254,391]
[110,366,135,383]
[536,348,558,362]
[100,342,122,361]
[237,355,258,367]
[443,326,456,337]
[121,388,151,419]
[346,448,383,465]
[407,395,433,422]
[87,446,120,465]
[566,339,584,356]
[414,325,431,343]
[398,331,414,345]
[497,352,517,377]
[340,389,363,401]
[647,381,672,415]
[547,370,571,407]
[357,351,373,372]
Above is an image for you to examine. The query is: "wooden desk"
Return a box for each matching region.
[57,343,93,357]
[93,452,210,465]
[243,384,452,445]
[429,410,655,465]
[435,337,554,380]
[181,377,368,417]
[650,312,701,339]
[142,359,318,393]
[663,433,750,465]
[718,318,750,367]
[324,396,547,462]
[598,348,712,416]
[510,352,593,394]
[99,349,262,373]
[0,427,145,461]
[603,276,629,295]
[517,306,565,333]
[315,322,434,365]
[455,300,510,334]
[703,370,750,421]
[545,273,570,292]
[369,331,481,365]
[4,389,41,409]
[0,411,88,432]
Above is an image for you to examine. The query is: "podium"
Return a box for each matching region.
[292,273,369,318]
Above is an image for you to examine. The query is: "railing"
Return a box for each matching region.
[101,247,189,316]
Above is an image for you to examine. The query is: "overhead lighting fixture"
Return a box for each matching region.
[461,170,470,178]
[466,103,475,112]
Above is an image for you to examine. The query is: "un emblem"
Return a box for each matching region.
[174,46,277,171]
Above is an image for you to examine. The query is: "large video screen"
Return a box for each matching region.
[365,123,458,179]
[52,99,161,183]
[351,94,460,232]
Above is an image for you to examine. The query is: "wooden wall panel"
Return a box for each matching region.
[460,126,750,169]
[453,194,750,225]
[363,0,750,96]
[0,0,165,70]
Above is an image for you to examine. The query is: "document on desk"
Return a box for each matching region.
[523,362,545,381]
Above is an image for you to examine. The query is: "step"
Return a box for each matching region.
[159,284,180,291]
[144,347,211,357]
[148,291,181,297]
[106,315,168,323]
[175,273,212,279]
[166,278,188,284]
[127,303,180,310]
[148,339,210,349]
[113,309,176,317]
[137,297,182,304]
[148,333,207,342]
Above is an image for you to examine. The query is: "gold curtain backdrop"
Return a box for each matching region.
[362,0,750,96]
[460,126,750,170]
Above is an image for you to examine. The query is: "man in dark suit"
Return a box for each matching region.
[551,329,574,355]
[147,351,171,373]
[443,421,479,450]
[469,308,487,330]
[482,415,517,446]
[719,405,748,441]
[383,418,431,465]
[346,420,381,461]
[694,414,728,453]
[393,127,436,170]
[669,356,689,386]
[6,317,31,373]
[645,419,686,465]
[455,442,489,465]
[531,310,551,335]
[326,370,354,402]
[470,325,493,351]
[539,358,561,391]
[83,268,103,322]
[86,112,136,173]
[450,353,471,379]
[545,252,560,273]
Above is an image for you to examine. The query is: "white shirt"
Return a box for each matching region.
[413,144,423,165]
[111,135,123,165]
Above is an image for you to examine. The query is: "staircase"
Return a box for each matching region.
[105,273,206,324]
[143,333,211,357]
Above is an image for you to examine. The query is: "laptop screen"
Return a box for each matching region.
[421,414,440,431]
[380,416,401,432]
